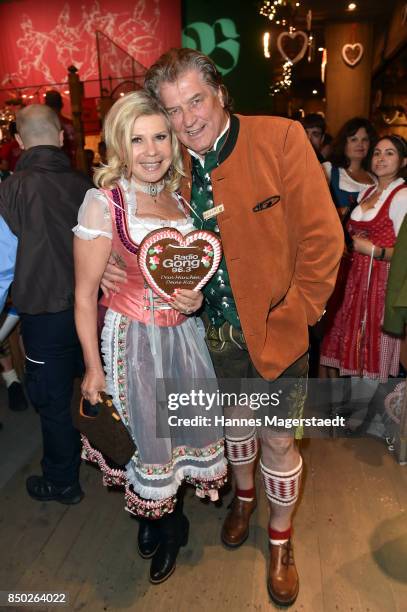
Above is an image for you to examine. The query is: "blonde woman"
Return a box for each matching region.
[73,91,226,584]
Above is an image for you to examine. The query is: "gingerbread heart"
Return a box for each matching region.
[341,43,364,67]
[277,31,308,65]
[138,228,222,300]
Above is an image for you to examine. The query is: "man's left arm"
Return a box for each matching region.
[0,215,18,312]
[282,121,344,325]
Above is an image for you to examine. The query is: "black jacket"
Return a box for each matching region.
[0,145,92,314]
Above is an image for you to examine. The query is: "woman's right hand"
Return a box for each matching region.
[81,367,106,405]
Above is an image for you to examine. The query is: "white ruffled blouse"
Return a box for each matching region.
[351,177,407,236]
[322,161,376,195]
[73,178,196,243]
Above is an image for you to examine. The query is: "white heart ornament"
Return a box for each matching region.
[138,228,222,301]
[382,110,399,125]
[277,31,308,65]
[341,43,364,67]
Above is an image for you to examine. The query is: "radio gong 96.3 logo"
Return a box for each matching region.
[163,253,201,273]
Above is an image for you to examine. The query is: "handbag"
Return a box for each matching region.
[73,391,136,466]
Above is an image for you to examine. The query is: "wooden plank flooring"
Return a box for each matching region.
[1,388,406,611]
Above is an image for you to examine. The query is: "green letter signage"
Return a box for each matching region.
[182,19,240,75]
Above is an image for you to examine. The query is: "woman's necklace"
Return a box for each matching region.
[133,179,165,203]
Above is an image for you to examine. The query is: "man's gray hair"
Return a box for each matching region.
[16,104,61,149]
[144,48,232,111]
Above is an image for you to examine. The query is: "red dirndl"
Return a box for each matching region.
[320,184,404,381]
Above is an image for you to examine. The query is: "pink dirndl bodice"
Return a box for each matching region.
[99,186,186,327]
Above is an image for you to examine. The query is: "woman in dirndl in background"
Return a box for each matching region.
[73,91,226,585]
[320,135,407,436]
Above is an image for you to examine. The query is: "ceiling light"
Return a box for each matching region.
[312,89,318,95]
[347,3,357,10]
[318,47,324,52]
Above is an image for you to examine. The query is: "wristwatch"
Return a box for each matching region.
[377,247,386,260]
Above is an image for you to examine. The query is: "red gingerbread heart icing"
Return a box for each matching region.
[138,228,222,300]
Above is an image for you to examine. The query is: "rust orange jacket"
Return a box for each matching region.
[181,114,344,379]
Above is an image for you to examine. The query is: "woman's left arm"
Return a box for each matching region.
[352,236,394,261]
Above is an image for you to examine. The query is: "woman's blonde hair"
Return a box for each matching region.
[94,90,183,191]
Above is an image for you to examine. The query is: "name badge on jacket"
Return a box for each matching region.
[203,204,225,220]
[253,195,280,213]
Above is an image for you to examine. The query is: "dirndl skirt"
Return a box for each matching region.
[82,309,227,518]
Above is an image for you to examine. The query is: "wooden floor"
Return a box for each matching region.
[1,386,407,612]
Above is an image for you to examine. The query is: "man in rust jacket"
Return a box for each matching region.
[104,48,343,605]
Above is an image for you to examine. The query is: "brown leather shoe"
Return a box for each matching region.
[221,497,257,548]
[267,540,299,607]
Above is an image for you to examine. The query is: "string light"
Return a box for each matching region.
[270,60,293,96]
[263,32,271,58]
[259,0,300,22]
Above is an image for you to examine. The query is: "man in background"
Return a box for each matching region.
[301,113,327,163]
[45,90,76,166]
[0,104,92,504]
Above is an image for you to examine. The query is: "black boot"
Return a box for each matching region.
[137,518,160,559]
[149,507,189,584]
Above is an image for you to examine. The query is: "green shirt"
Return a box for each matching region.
[189,136,241,329]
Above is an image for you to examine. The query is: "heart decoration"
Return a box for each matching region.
[382,110,399,125]
[277,31,308,65]
[341,43,364,67]
[138,228,222,301]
